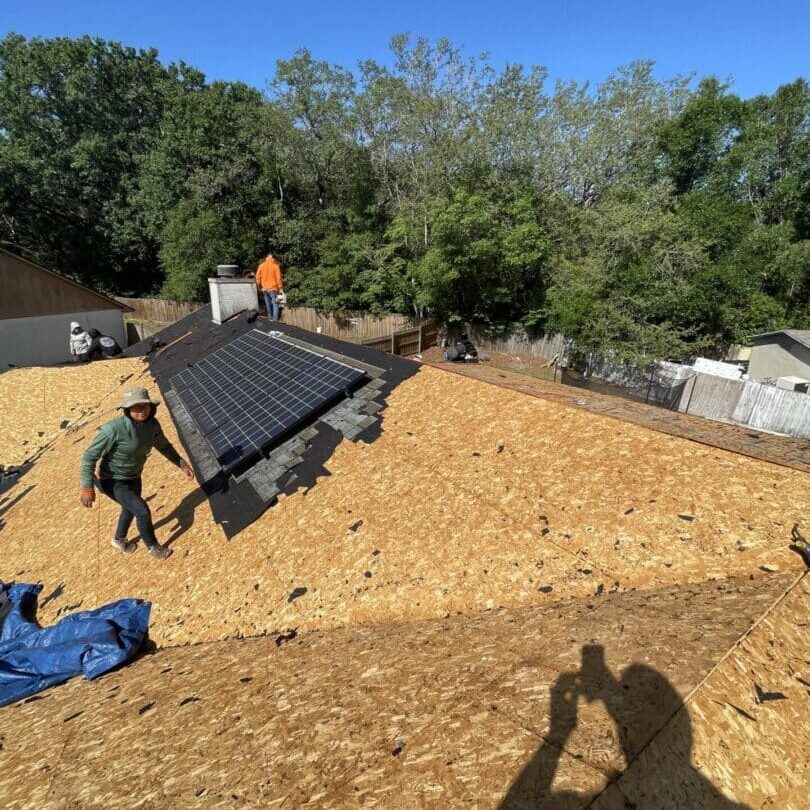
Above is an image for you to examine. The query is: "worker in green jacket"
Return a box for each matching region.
[80,387,194,560]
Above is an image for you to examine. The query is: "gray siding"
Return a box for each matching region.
[0,310,126,369]
[748,337,810,381]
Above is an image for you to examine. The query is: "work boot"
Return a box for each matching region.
[111,536,137,554]
[146,543,172,560]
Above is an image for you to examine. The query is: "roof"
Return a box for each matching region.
[749,329,810,349]
[124,305,420,537]
[0,329,808,807]
[1,573,805,808]
[0,248,133,319]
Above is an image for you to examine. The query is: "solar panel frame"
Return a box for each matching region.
[170,330,366,472]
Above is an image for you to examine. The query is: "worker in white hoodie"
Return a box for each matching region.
[69,321,92,363]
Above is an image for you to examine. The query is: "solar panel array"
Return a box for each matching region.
[171,330,366,470]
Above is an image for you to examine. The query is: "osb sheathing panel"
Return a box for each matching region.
[0,576,789,809]
[0,359,142,466]
[593,574,810,810]
[483,575,792,779]
[1,363,808,647]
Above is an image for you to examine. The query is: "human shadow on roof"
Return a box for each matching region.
[0,484,36,533]
[153,487,207,547]
[0,439,52,499]
[498,644,750,810]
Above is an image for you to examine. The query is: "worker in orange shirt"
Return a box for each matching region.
[256,253,284,321]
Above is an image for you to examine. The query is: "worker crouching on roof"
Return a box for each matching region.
[256,252,284,321]
[79,387,195,560]
[87,328,123,359]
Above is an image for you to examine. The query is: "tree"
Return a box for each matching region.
[657,77,744,195]
[0,33,169,292]
[139,75,267,300]
[545,182,705,360]
[1,31,807,360]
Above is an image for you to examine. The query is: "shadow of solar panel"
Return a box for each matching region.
[170,330,366,471]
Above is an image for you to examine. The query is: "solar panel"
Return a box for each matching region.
[170,330,366,471]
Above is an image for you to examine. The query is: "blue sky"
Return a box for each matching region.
[2,1,807,97]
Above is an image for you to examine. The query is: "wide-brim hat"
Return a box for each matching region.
[118,387,160,409]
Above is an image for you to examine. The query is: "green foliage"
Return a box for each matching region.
[1,32,808,360]
[0,34,170,292]
[413,179,552,328]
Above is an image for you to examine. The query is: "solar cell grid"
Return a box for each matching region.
[170,330,366,471]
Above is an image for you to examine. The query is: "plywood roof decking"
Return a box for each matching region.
[591,574,809,810]
[1,362,808,647]
[430,358,810,474]
[0,362,805,647]
[0,574,800,809]
[0,360,142,468]
[0,354,808,808]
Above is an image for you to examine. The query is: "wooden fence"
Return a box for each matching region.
[362,322,439,357]
[116,297,435,353]
[115,297,202,323]
[279,307,424,341]
[464,327,567,361]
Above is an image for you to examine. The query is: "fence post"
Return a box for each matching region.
[683,375,696,415]
[418,324,423,354]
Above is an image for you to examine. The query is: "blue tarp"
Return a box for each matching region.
[0,582,150,707]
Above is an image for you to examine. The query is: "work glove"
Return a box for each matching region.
[80,488,95,508]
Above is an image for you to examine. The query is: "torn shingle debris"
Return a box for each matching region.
[755,683,787,703]
[275,629,297,646]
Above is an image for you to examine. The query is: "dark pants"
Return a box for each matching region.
[94,477,159,547]
[263,290,280,321]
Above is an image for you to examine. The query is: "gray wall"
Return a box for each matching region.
[748,337,810,381]
[0,310,126,369]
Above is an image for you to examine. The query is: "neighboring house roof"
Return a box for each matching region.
[0,248,133,320]
[749,329,810,350]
